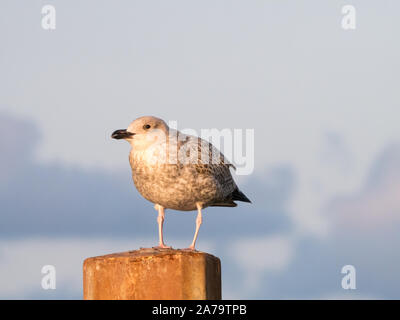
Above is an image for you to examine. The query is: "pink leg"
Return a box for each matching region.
[153,204,171,249]
[185,203,203,251]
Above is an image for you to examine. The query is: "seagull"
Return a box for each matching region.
[112,116,251,250]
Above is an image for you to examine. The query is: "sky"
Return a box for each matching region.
[0,0,399,299]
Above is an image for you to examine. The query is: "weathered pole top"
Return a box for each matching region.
[83,248,221,300]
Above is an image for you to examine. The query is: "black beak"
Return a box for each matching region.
[111,129,135,140]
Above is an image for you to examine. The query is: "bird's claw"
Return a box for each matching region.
[182,246,197,252]
[153,244,172,250]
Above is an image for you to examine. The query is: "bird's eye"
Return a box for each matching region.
[143,124,151,130]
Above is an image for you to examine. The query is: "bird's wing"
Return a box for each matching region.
[174,133,235,168]
[176,134,237,197]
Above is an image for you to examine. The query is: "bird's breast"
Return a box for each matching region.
[129,150,221,211]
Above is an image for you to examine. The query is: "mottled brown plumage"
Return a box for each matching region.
[112,116,251,250]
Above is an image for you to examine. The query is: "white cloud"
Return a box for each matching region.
[231,235,294,271]
[228,234,295,292]
[329,143,400,232]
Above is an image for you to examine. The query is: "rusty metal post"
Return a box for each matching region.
[83,248,221,300]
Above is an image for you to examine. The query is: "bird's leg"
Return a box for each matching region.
[153,204,171,249]
[186,203,203,251]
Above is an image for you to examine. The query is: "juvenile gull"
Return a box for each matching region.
[112,116,251,250]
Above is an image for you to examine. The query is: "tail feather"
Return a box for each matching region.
[209,188,251,207]
[210,201,237,207]
[232,188,251,203]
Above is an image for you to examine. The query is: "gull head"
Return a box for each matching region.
[111,116,169,150]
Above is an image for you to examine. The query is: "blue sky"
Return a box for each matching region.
[0,0,399,299]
